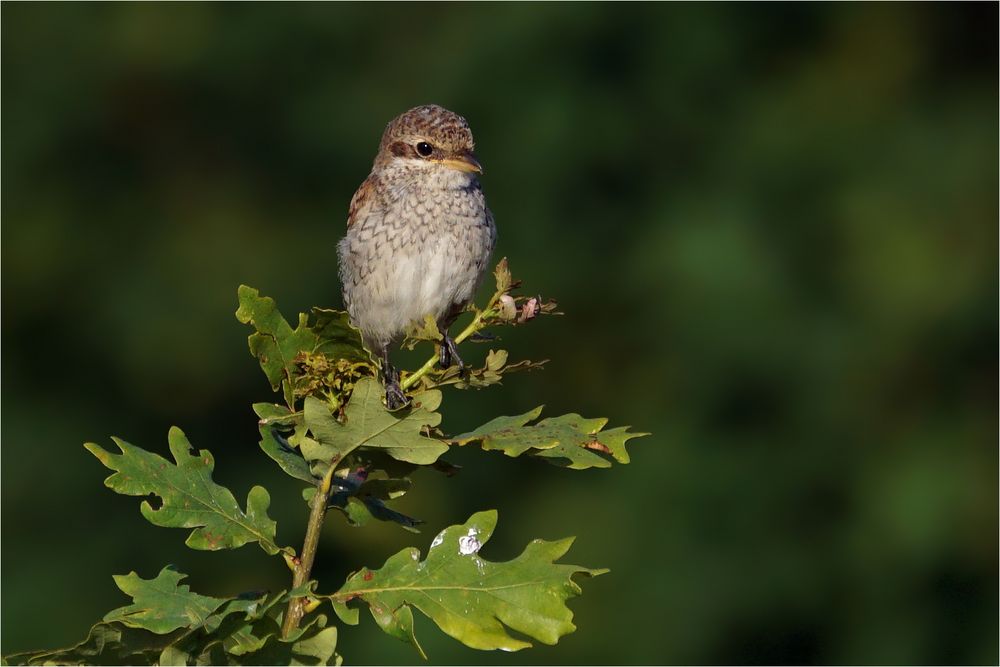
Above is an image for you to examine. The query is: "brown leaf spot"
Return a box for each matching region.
[583,439,611,454]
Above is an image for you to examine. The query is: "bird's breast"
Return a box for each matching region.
[339,181,494,346]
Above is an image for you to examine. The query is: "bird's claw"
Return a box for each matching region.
[438,333,467,376]
[384,378,408,410]
[380,353,409,410]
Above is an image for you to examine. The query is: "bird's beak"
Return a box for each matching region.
[437,151,483,174]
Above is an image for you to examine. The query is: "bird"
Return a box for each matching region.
[337,105,496,409]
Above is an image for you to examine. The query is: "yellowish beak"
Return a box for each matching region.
[436,151,483,174]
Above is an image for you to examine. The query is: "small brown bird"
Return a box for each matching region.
[338,105,496,408]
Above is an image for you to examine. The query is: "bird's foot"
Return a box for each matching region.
[438,333,466,375]
[384,376,408,410]
[380,357,409,410]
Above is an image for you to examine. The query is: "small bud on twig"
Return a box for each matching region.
[498,294,517,320]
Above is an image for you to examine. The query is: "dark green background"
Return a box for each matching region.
[2,3,997,664]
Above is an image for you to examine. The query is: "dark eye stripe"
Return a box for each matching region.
[389,141,411,158]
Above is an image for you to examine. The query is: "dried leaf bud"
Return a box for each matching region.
[518,297,540,323]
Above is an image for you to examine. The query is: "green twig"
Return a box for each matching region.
[400,307,495,392]
[281,460,338,638]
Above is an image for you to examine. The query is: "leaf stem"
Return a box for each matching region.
[400,308,495,392]
[281,461,338,638]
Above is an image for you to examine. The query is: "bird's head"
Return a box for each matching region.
[374,104,483,179]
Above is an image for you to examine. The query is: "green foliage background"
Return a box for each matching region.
[2,3,996,664]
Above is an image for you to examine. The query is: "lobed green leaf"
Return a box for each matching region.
[236,286,370,407]
[3,622,172,666]
[450,408,649,469]
[415,349,549,392]
[104,566,228,634]
[85,427,284,555]
[6,581,340,666]
[160,590,340,666]
[401,314,443,351]
[302,378,448,466]
[224,619,339,666]
[255,403,317,484]
[329,510,606,655]
[236,286,321,406]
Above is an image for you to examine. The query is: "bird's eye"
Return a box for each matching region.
[415,142,433,157]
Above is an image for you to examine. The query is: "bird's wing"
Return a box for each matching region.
[346,174,377,228]
[485,205,497,254]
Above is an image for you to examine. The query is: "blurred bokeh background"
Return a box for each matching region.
[2,3,997,664]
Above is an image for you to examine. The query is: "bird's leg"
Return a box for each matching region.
[437,326,466,375]
[380,345,408,410]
